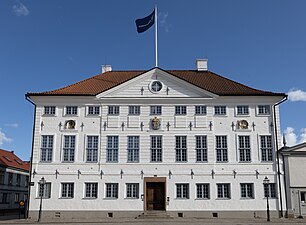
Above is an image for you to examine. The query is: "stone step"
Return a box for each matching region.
[137,211,173,219]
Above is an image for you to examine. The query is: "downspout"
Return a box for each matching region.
[25,94,36,219]
[281,152,289,217]
[273,95,287,218]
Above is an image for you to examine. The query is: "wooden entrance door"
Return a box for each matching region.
[146,181,165,210]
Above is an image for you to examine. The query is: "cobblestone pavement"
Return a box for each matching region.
[0,217,305,225]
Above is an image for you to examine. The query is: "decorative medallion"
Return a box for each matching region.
[151,116,161,130]
[149,80,163,93]
[65,120,76,129]
[237,120,249,129]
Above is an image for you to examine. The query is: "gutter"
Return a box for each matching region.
[273,95,288,218]
[25,94,36,219]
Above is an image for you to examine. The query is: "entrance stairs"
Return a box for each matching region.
[137,210,173,219]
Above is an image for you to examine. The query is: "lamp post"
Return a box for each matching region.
[263,176,270,222]
[38,177,46,222]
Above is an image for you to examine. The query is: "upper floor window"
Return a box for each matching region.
[196,135,208,162]
[108,106,119,115]
[129,106,140,115]
[0,172,4,185]
[195,105,207,115]
[88,106,100,115]
[127,136,139,162]
[86,136,99,162]
[258,105,270,115]
[214,106,226,115]
[260,135,273,162]
[16,174,21,186]
[66,106,78,115]
[107,136,119,162]
[175,106,187,115]
[44,106,56,115]
[176,183,189,199]
[150,106,162,115]
[240,183,254,199]
[151,136,162,162]
[237,105,249,115]
[41,135,53,162]
[63,135,75,162]
[238,136,251,162]
[175,136,187,162]
[216,136,228,162]
[8,173,13,186]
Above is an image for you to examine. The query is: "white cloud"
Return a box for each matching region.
[159,12,171,32]
[5,123,18,128]
[284,127,306,146]
[0,128,12,146]
[287,89,306,102]
[12,2,30,17]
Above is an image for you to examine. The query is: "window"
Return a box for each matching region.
[25,176,29,187]
[175,106,187,115]
[39,182,51,198]
[127,136,139,162]
[258,105,270,115]
[61,183,74,198]
[41,135,53,162]
[86,136,99,162]
[14,193,19,202]
[214,106,226,115]
[106,183,118,198]
[237,105,249,115]
[63,135,75,162]
[8,173,13,186]
[176,136,187,162]
[66,106,78,115]
[85,183,98,198]
[239,136,251,162]
[88,106,100,115]
[151,136,162,162]
[44,106,56,115]
[196,184,210,199]
[196,136,207,162]
[195,105,207,115]
[0,193,8,203]
[108,106,119,115]
[150,106,162,115]
[129,106,140,115]
[217,183,230,199]
[126,183,139,198]
[216,136,228,162]
[150,80,163,92]
[0,172,4,184]
[264,183,276,198]
[260,136,273,162]
[107,136,118,162]
[16,174,21,186]
[176,184,189,199]
[240,183,254,199]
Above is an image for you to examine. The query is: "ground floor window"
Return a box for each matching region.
[126,183,139,198]
[217,183,230,199]
[264,183,276,198]
[85,183,98,198]
[196,183,209,199]
[176,183,189,199]
[106,183,118,199]
[61,183,74,198]
[240,183,254,199]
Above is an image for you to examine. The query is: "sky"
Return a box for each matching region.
[0,0,306,160]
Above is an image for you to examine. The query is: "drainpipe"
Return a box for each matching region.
[25,94,36,219]
[273,95,287,218]
[281,152,289,217]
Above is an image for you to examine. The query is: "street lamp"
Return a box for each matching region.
[38,177,46,222]
[263,176,270,222]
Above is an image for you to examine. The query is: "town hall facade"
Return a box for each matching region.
[26,60,287,219]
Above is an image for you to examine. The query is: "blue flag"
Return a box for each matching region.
[135,9,155,33]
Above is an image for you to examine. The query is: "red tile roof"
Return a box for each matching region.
[27,68,285,97]
[0,149,30,171]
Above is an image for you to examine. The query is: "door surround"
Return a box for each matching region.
[144,177,166,211]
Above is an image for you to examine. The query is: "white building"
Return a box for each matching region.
[26,60,287,220]
[280,142,306,218]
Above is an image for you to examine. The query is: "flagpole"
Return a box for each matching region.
[155,5,158,67]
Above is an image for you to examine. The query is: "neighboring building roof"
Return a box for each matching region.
[0,149,30,171]
[280,142,306,155]
[26,68,285,97]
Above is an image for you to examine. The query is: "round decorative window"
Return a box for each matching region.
[150,80,163,92]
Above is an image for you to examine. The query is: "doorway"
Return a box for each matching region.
[144,177,166,211]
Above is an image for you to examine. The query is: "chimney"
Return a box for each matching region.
[196,59,208,71]
[102,65,112,73]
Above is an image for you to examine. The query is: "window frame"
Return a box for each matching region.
[65,106,78,115]
[85,183,98,198]
[217,183,231,199]
[195,105,207,115]
[196,135,208,162]
[86,136,99,162]
[260,135,273,162]
[175,106,187,115]
[105,183,118,199]
[127,136,139,163]
[61,183,74,198]
[237,105,249,116]
[196,183,210,199]
[240,183,254,199]
[216,136,228,162]
[176,183,189,199]
[126,183,139,199]
[175,136,187,162]
[258,105,271,115]
[238,135,251,162]
[150,106,162,115]
[87,106,100,116]
[108,106,120,115]
[63,135,76,162]
[107,136,119,162]
[44,106,56,115]
[128,106,141,115]
[41,135,53,162]
[150,135,163,162]
[38,182,51,199]
[264,183,277,198]
[214,106,226,115]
